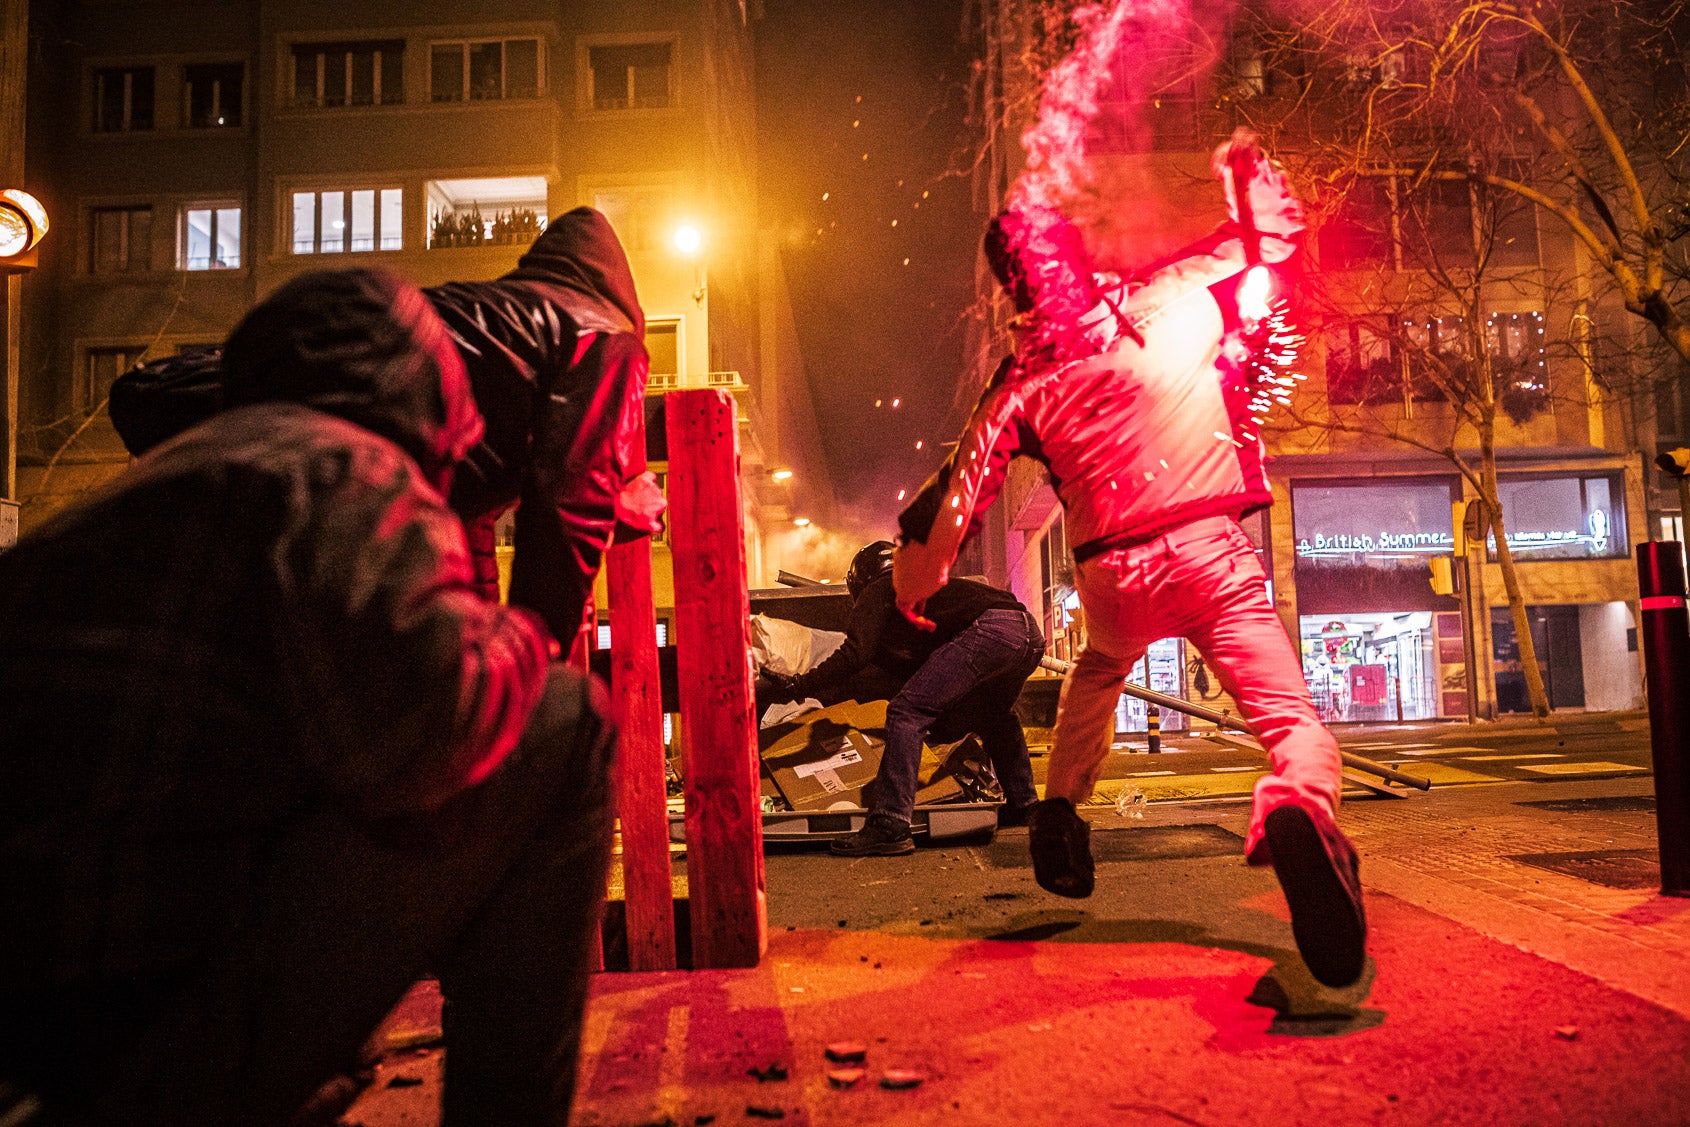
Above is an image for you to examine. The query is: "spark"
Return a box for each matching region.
[915,440,923,450]
[897,489,907,501]
[891,398,900,407]
[822,192,830,201]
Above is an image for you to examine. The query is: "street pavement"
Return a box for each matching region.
[343,711,1690,1126]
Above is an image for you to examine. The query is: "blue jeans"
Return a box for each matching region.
[874,608,1044,823]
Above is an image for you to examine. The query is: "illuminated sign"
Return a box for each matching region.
[1297,509,1612,560]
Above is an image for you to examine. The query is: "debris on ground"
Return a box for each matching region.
[827,1068,866,1089]
[746,1105,786,1119]
[1114,784,1147,819]
[747,1062,789,1082]
[383,1075,423,1089]
[824,1041,867,1063]
[1555,1026,1580,1041]
[879,1069,925,1090]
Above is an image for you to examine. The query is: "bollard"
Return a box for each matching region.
[1636,541,1690,897]
[1147,706,1161,754]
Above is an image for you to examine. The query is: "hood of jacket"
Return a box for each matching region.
[505,206,644,336]
[221,268,483,488]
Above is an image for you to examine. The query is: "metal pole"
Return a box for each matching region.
[1039,657,1431,791]
[1636,541,1690,897]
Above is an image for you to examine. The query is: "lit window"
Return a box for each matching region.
[430,38,542,102]
[92,66,154,132]
[181,203,241,270]
[292,188,402,254]
[290,40,404,108]
[80,345,147,412]
[426,177,546,248]
[89,205,152,274]
[183,62,243,128]
[588,42,672,110]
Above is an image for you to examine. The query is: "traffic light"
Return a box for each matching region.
[1658,448,1690,479]
[0,189,49,274]
[1429,555,1456,596]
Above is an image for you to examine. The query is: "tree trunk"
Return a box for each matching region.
[1480,451,1552,720]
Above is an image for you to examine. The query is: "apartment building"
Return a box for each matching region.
[14,0,837,613]
[963,1,1657,724]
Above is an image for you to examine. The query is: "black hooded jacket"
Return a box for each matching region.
[0,268,553,987]
[108,207,652,641]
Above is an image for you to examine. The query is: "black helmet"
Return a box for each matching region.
[846,541,895,597]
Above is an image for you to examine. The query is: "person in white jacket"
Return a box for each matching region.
[895,131,1366,989]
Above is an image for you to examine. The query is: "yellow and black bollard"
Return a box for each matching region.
[1147,706,1161,754]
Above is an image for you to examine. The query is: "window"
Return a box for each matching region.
[183,62,243,128]
[645,320,679,387]
[1488,310,1549,422]
[181,203,241,270]
[1317,177,1393,270]
[1399,178,1474,268]
[92,66,154,132]
[425,177,545,248]
[592,186,674,253]
[291,40,404,108]
[1324,321,1398,405]
[1483,163,1541,269]
[588,43,672,110]
[89,205,153,274]
[1489,474,1626,560]
[292,188,402,254]
[431,38,542,102]
[1402,316,1467,402]
[80,345,146,412]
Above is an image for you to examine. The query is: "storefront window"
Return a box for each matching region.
[1291,480,1463,719]
[1298,611,1449,721]
[1487,474,1625,561]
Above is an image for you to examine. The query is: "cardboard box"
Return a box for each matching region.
[759,700,980,813]
[760,701,888,812]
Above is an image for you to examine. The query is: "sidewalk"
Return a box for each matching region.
[345,773,1690,1126]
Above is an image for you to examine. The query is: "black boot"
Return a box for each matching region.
[1263,804,1367,988]
[830,814,915,857]
[1027,798,1094,898]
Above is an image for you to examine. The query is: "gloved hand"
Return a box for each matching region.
[755,669,800,715]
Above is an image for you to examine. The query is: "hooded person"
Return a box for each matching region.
[0,268,616,1126]
[761,541,1046,857]
[108,206,664,646]
[893,131,1368,991]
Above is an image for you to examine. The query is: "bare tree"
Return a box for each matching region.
[1221,0,1690,717]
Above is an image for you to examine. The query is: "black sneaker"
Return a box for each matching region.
[831,814,915,857]
[1027,798,1094,898]
[1264,804,1367,988]
[997,801,1038,828]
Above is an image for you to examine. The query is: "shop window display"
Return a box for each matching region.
[1299,611,1443,721]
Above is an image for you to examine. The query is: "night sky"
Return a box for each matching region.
[755,0,983,538]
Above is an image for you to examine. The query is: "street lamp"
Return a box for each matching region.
[770,468,793,482]
[673,223,706,306]
[0,189,48,273]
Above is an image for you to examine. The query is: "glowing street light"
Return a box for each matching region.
[673,224,706,305]
[0,189,49,272]
[771,468,794,481]
[793,517,811,527]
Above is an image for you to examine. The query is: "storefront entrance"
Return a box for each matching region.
[1491,604,1584,712]
[1298,612,1446,721]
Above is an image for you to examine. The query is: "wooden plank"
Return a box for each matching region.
[666,389,766,969]
[608,533,677,970]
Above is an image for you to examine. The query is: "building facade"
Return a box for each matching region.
[13,0,837,617]
[964,0,1658,724]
